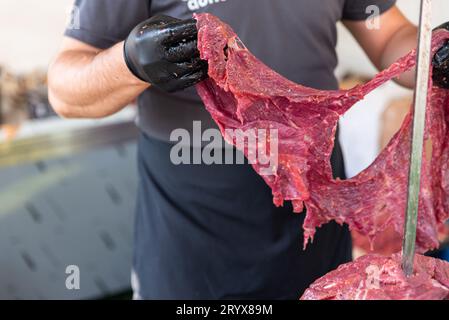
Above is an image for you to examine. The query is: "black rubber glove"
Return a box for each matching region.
[124,15,208,93]
[433,22,449,89]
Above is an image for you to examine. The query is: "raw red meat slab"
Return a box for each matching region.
[300,254,449,300]
[194,13,449,252]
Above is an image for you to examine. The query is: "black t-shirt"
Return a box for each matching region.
[66,0,396,142]
[66,0,396,299]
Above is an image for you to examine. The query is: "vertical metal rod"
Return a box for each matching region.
[402,0,433,277]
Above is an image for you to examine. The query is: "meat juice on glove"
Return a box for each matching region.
[194,13,449,255]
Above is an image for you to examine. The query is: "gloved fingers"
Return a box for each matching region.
[151,58,206,83]
[164,58,208,79]
[433,65,449,89]
[433,75,449,89]
[433,40,449,89]
[177,58,208,76]
[435,21,449,32]
[152,58,208,92]
[165,40,200,63]
[136,15,181,37]
[434,41,449,67]
[147,14,181,26]
[132,15,181,44]
[162,69,209,93]
[159,19,198,46]
[174,70,209,91]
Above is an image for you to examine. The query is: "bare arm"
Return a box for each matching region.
[48,37,149,119]
[343,6,418,89]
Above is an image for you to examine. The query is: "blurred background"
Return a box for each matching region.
[0,0,448,299]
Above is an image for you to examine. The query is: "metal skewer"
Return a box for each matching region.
[402,0,433,277]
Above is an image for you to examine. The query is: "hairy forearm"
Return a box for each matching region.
[380,24,418,89]
[48,41,149,118]
[344,6,419,89]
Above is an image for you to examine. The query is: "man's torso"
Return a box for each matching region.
[65,0,395,299]
[139,0,344,141]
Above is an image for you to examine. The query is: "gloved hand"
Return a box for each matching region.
[124,15,208,93]
[433,22,449,89]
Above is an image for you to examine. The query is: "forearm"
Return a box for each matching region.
[48,41,149,118]
[344,7,419,89]
[380,24,418,89]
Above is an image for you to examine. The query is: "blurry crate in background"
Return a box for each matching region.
[24,70,56,120]
[0,67,56,139]
[0,68,28,124]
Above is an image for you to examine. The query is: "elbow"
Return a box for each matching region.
[48,75,106,119]
[47,61,93,119]
[48,87,79,119]
[48,90,117,119]
[48,88,116,119]
[47,65,78,119]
